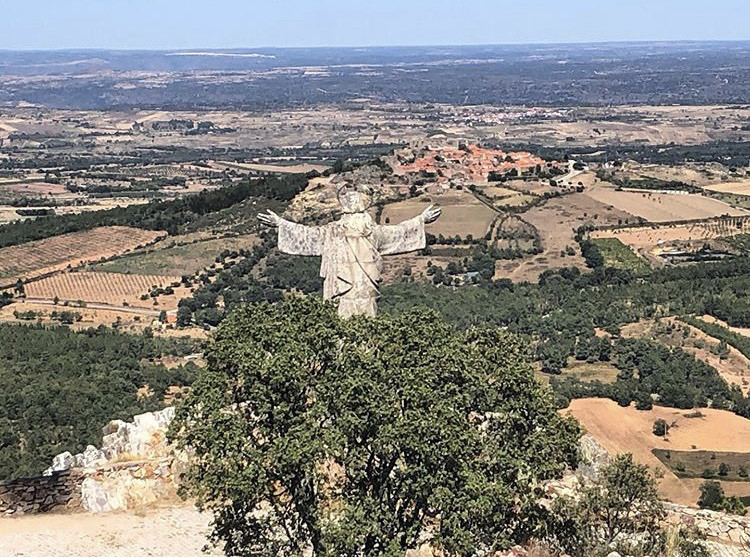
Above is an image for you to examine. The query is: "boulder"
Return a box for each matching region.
[100,407,175,461]
[47,451,75,474]
[577,434,611,480]
[80,478,112,513]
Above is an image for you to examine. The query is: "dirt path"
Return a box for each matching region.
[16,298,163,316]
[0,505,217,556]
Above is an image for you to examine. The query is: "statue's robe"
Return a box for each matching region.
[277,212,426,317]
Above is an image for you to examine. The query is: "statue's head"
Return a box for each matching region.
[336,183,372,213]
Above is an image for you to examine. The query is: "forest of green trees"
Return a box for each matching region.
[0,324,200,479]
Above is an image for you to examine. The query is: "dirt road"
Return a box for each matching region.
[0,505,217,556]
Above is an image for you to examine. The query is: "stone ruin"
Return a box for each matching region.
[0,407,183,516]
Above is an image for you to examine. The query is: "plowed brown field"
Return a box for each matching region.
[565,398,750,506]
[25,272,179,306]
[0,227,165,286]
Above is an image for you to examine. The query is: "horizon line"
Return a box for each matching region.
[2,38,750,53]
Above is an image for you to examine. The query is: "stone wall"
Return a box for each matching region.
[79,458,180,513]
[0,469,83,516]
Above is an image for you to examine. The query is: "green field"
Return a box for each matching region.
[591,237,650,272]
[710,192,750,211]
[563,360,620,383]
[652,449,750,481]
[93,235,257,277]
[537,359,620,385]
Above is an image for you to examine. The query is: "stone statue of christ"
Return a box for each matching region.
[259,185,440,318]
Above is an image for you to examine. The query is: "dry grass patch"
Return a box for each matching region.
[585,186,747,222]
[703,180,750,196]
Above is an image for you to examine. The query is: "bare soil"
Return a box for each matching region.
[0,226,166,286]
[25,272,180,307]
[585,186,748,222]
[495,192,634,283]
[565,397,750,506]
[0,504,217,556]
[703,181,750,195]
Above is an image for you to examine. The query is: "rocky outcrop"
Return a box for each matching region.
[10,407,184,515]
[79,459,178,513]
[665,503,750,549]
[45,408,176,475]
[577,434,611,480]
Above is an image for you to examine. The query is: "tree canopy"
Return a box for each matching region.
[547,454,707,557]
[170,296,581,556]
[0,324,199,479]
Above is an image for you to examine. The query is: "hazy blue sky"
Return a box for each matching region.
[3,0,749,50]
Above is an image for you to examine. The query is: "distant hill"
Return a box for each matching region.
[1,41,749,109]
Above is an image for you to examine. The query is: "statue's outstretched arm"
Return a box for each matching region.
[260,210,325,256]
[376,205,440,255]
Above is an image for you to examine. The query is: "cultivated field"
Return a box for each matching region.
[495,192,634,283]
[653,449,750,482]
[478,185,518,199]
[25,272,179,306]
[565,398,750,506]
[537,359,620,386]
[0,226,166,286]
[502,179,560,196]
[590,217,750,266]
[212,160,328,174]
[0,181,70,196]
[585,186,748,222]
[381,190,497,238]
[591,218,750,248]
[703,181,750,196]
[94,234,258,277]
[494,193,537,209]
[591,237,650,272]
[0,301,157,333]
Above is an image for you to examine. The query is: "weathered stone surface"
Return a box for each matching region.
[577,434,610,480]
[100,407,175,461]
[80,478,112,513]
[2,407,183,516]
[48,451,75,473]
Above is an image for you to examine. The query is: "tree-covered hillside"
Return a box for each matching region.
[0,324,201,479]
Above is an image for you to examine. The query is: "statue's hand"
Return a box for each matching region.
[258,209,282,228]
[421,205,441,224]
